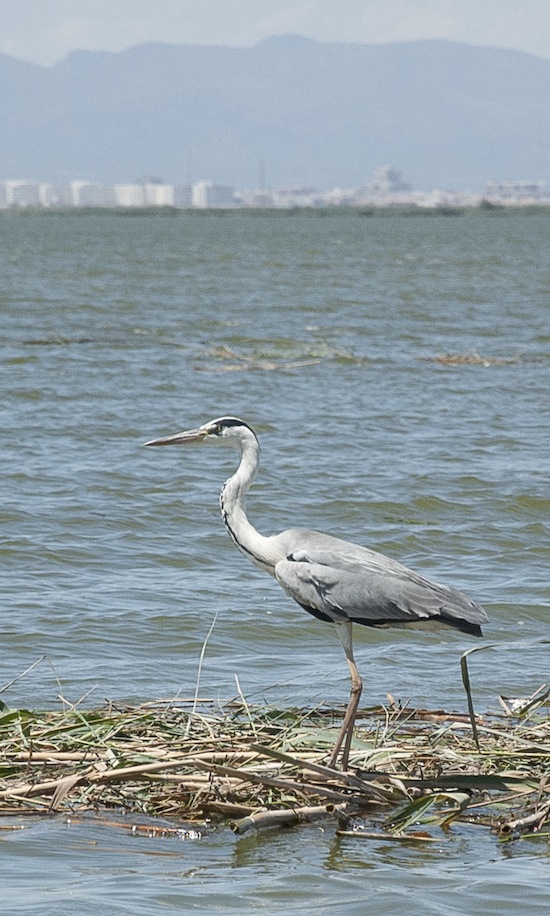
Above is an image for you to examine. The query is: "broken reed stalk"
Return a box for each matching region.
[460,649,481,750]
[231,802,353,835]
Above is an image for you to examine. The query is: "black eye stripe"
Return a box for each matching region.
[209,417,253,434]
[217,417,249,429]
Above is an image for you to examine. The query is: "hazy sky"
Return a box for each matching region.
[2,0,550,66]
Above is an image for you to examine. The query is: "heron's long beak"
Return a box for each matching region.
[143,426,208,447]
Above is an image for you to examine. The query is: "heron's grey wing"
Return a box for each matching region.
[274,539,487,632]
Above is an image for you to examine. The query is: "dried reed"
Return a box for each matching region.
[1,685,549,843]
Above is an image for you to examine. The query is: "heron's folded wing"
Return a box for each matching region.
[274,556,485,629]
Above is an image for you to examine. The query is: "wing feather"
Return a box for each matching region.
[273,529,487,635]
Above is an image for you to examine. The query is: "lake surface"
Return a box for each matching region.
[1,210,549,912]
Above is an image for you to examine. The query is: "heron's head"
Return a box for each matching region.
[144,416,258,450]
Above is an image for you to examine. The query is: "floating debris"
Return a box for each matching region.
[195,344,367,372]
[419,352,526,366]
[22,336,98,346]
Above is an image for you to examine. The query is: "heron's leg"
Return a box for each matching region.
[328,621,363,770]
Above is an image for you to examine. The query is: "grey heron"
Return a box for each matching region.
[145,416,488,770]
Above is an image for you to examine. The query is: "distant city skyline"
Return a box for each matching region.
[1,171,546,211]
[2,1,550,67]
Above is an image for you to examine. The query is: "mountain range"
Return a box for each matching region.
[1,35,549,190]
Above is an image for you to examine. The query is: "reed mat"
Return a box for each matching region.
[1,689,549,842]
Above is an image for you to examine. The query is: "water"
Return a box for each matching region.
[1,210,549,912]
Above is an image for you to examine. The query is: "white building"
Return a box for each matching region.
[191,180,236,208]
[113,183,145,207]
[39,184,71,207]
[370,166,411,195]
[271,186,323,208]
[70,181,116,207]
[142,182,174,207]
[3,180,42,207]
[484,180,543,202]
[113,181,175,207]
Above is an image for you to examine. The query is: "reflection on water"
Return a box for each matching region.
[4,814,550,914]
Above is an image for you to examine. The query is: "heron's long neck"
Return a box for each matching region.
[220,438,276,574]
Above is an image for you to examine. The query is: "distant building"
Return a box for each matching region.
[192,180,236,208]
[370,166,411,195]
[272,186,323,208]
[173,185,193,208]
[114,183,146,207]
[113,181,174,207]
[71,181,116,207]
[141,181,174,207]
[3,180,41,207]
[352,166,414,207]
[323,187,357,207]
[236,188,275,208]
[1,170,548,212]
[484,180,542,202]
[39,184,71,207]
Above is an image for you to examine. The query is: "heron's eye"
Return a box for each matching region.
[211,425,223,435]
